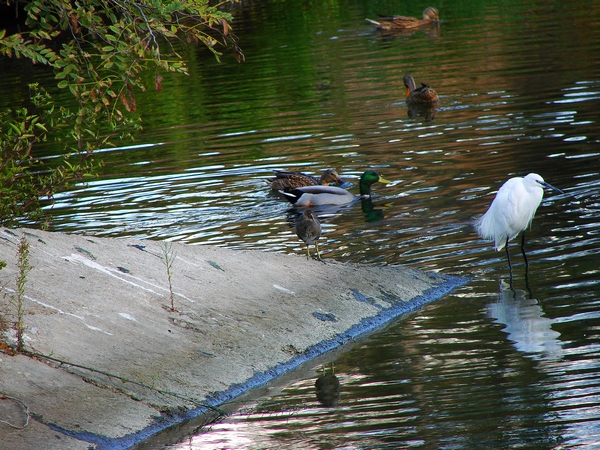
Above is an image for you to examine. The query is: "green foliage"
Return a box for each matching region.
[0,0,241,225]
[0,84,97,226]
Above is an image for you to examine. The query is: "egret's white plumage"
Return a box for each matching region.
[475,173,563,271]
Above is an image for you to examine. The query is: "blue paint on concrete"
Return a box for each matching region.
[312,311,338,322]
[47,273,468,449]
[350,288,383,309]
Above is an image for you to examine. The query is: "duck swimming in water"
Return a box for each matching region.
[366,7,439,31]
[280,170,390,207]
[267,169,344,191]
[403,74,439,105]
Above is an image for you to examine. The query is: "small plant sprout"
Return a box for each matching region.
[161,241,177,312]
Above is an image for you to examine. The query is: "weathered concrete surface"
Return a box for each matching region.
[0,228,466,449]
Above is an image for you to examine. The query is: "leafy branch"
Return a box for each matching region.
[0,0,242,226]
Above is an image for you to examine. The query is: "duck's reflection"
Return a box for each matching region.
[407,103,437,121]
[361,198,385,222]
[286,196,386,225]
[486,283,563,360]
[315,365,340,407]
[370,23,441,41]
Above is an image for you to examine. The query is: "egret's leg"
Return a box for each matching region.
[505,237,514,286]
[521,232,532,294]
[505,237,512,272]
[521,232,529,270]
[525,269,532,298]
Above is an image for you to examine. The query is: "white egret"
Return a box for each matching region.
[475,173,564,274]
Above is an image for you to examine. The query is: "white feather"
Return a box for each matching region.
[476,173,551,251]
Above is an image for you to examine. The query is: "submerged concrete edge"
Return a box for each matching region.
[45,273,468,450]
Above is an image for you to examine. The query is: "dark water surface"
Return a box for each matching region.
[3,0,600,448]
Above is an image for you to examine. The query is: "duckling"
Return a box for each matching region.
[280,170,390,207]
[267,169,343,191]
[366,7,439,31]
[295,210,322,260]
[403,74,439,105]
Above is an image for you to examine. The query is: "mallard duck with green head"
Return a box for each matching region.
[404,74,439,105]
[366,7,439,31]
[280,170,390,206]
[267,169,344,191]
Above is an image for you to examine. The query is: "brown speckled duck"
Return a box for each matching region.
[366,7,439,31]
[403,74,439,105]
[267,169,343,191]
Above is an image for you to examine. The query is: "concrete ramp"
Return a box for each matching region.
[0,228,466,449]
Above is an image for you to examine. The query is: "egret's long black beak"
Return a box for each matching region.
[537,180,564,195]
